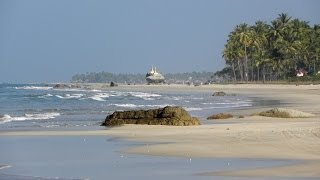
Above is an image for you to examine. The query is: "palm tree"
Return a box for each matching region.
[252,21,269,82]
[309,25,320,74]
[268,13,295,79]
[233,23,253,82]
[223,43,237,81]
[223,34,245,81]
[222,13,320,82]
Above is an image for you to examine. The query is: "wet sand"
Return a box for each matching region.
[1,84,320,178]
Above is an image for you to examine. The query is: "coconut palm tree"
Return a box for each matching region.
[309,25,320,74]
[251,21,269,81]
[233,23,253,82]
[223,34,245,81]
[222,13,320,81]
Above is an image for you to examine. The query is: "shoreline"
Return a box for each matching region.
[1,84,320,178]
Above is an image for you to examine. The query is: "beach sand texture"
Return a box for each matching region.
[1,84,320,178]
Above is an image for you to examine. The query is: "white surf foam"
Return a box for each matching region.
[38,94,54,98]
[129,92,161,100]
[0,165,11,170]
[0,112,60,124]
[202,101,252,105]
[185,103,252,111]
[184,107,203,111]
[55,94,84,99]
[112,103,138,108]
[89,93,110,101]
[111,104,174,108]
[15,86,53,90]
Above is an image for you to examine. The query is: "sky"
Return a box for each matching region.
[0,0,319,83]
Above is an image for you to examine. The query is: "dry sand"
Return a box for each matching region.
[1,84,320,178]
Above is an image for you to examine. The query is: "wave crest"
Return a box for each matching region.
[15,86,52,90]
[0,112,60,124]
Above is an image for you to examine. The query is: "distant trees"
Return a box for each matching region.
[71,71,215,84]
[71,72,145,84]
[223,13,320,82]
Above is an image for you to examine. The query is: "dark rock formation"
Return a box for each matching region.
[102,106,200,126]
[53,84,69,89]
[212,91,227,96]
[110,82,118,87]
[207,113,233,119]
[212,91,236,96]
[53,84,82,89]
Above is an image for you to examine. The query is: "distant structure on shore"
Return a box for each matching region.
[145,66,165,84]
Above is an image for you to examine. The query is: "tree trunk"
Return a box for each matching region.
[257,66,260,82]
[314,59,316,75]
[244,46,249,83]
[232,62,236,82]
[238,60,244,81]
[262,64,266,83]
[251,63,254,81]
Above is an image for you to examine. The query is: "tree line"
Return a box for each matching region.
[71,71,215,84]
[223,13,320,82]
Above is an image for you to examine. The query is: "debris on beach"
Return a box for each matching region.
[207,113,233,120]
[102,106,200,126]
[258,108,315,118]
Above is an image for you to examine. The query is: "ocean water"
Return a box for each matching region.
[0,84,254,130]
[1,84,308,180]
[0,136,302,180]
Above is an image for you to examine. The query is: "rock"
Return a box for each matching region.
[70,84,82,89]
[207,113,233,119]
[239,115,245,118]
[258,108,315,118]
[102,106,201,126]
[110,82,118,87]
[212,91,227,96]
[53,84,82,89]
[53,84,70,89]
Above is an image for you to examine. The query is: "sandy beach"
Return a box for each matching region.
[1,84,320,178]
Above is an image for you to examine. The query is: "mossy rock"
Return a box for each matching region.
[207,113,233,120]
[212,91,227,96]
[258,108,314,118]
[102,106,200,126]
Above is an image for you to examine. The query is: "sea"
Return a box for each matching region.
[2,84,301,180]
[0,83,255,130]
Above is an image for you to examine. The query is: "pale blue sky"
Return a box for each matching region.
[1,0,319,83]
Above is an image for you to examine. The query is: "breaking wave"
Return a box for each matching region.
[128,92,161,100]
[0,112,61,124]
[185,103,252,111]
[55,94,84,99]
[89,93,110,101]
[110,103,174,108]
[15,86,53,90]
